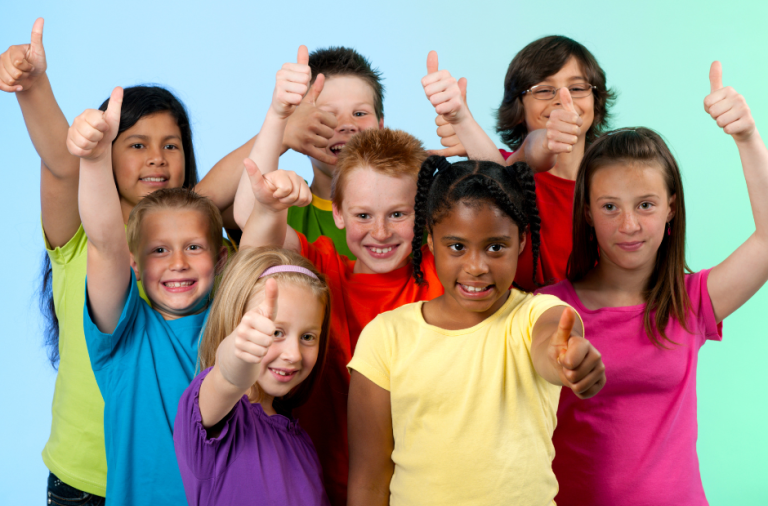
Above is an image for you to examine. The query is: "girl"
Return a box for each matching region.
[427,36,615,290]
[0,18,237,502]
[346,156,607,505]
[174,247,331,506]
[538,63,768,505]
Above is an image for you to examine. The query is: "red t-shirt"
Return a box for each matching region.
[294,233,444,506]
[501,149,575,291]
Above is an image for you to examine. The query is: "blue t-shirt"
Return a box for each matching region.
[83,270,209,505]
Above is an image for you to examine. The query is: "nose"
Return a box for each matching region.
[370,216,391,242]
[279,337,301,365]
[146,144,167,167]
[336,112,360,135]
[618,210,641,234]
[464,249,489,277]
[169,250,189,271]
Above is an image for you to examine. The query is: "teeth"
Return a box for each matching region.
[165,281,193,288]
[462,284,487,293]
[371,246,393,254]
[141,177,166,182]
[272,369,291,376]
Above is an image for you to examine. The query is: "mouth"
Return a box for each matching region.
[161,279,197,293]
[616,241,644,251]
[139,175,169,185]
[457,283,495,298]
[329,143,346,157]
[269,368,299,383]
[364,244,398,259]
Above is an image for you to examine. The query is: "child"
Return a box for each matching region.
[0,18,237,502]
[538,63,768,505]
[69,87,231,505]
[426,37,614,290]
[228,45,385,258]
[174,247,331,506]
[346,156,607,505]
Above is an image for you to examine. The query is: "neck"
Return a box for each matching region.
[152,295,210,321]
[120,197,134,224]
[309,165,332,200]
[577,255,655,308]
[548,137,586,181]
[259,394,276,416]
[423,290,511,331]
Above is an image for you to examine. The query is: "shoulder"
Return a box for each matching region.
[504,290,573,332]
[536,280,574,301]
[45,223,88,267]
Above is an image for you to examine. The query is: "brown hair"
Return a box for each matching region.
[331,128,427,209]
[309,46,384,120]
[496,35,615,151]
[197,247,331,413]
[126,187,223,256]
[567,128,690,347]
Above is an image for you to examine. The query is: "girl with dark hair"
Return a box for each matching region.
[346,156,606,505]
[538,63,768,506]
[0,18,237,503]
[428,36,615,291]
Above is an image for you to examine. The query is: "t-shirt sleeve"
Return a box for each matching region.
[347,313,393,391]
[499,148,513,161]
[44,222,88,266]
[82,268,140,371]
[687,269,723,341]
[299,230,344,275]
[511,293,583,351]
[173,367,246,481]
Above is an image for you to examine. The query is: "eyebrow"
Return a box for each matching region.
[123,134,182,142]
[596,194,660,201]
[440,235,512,242]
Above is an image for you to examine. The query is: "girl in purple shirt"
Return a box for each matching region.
[539,63,768,505]
[174,247,331,506]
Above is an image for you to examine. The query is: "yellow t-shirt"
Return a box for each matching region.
[348,290,576,506]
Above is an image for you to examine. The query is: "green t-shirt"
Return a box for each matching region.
[287,194,353,259]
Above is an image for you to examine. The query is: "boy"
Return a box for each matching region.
[71,87,230,505]
[228,45,385,258]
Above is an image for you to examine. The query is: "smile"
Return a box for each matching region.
[269,368,298,383]
[162,280,197,293]
[140,176,168,183]
[329,143,345,155]
[365,245,397,258]
[457,283,494,298]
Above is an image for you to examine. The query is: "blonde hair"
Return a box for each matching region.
[126,187,223,256]
[198,247,331,413]
[331,128,427,209]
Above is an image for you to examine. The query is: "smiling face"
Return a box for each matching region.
[311,75,384,177]
[112,111,187,218]
[333,167,416,274]
[428,200,526,327]
[521,56,595,139]
[248,281,325,407]
[131,208,224,320]
[587,162,675,274]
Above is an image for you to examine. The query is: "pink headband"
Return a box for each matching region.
[259,265,319,280]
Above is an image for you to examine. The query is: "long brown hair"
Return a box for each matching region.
[198,247,331,414]
[567,128,691,347]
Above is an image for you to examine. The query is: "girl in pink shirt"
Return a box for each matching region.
[539,63,768,505]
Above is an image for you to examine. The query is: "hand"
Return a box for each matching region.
[422,50,468,125]
[271,45,313,120]
[429,107,469,158]
[233,278,278,364]
[66,87,123,161]
[543,88,583,154]
[549,308,605,399]
[244,158,311,212]
[0,18,46,92]
[704,61,755,143]
[283,72,338,165]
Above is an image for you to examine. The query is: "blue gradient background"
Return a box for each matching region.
[1,0,767,502]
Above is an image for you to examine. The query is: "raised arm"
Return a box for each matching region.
[347,370,395,506]
[1,18,82,246]
[69,87,131,334]
[198,278,278,427]
[704,62,768,322]
[530,306,604,399]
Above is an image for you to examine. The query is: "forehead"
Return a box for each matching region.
[433,200,519,238]
[246,280,325,324]
[590,162,669,198]
[120,111,181,139]
[139,208,211,243]
[341,167,416,207]
[316,75,376,109]
[541,56,588,83]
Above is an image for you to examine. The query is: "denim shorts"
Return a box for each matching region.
[47,473,105,506]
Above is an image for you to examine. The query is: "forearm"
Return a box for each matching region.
[78,157,129,257]
[198,336,256,427]
[16,73,78,179]
[248,110,287,175]
[195,136,256,212]
[736,130,768,238]
[452,115,505,164]
[239,204,288,250]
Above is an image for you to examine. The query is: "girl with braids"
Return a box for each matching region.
[538,63,768,506]
[347,156,606,506]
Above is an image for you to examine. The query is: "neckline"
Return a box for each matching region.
[311,193,333,212]
[562,280,647,313]
[417,289,523,336]
[251,402,300,433]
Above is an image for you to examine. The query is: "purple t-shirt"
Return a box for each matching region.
[173,368,330,506]
[538,270,722,506]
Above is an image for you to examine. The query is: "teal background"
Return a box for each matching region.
[1,0,766,502]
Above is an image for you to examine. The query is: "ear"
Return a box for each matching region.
[667,194,677,221]
[427,233,434,254]
[130,253,141,282]
[518,230,527,257]
[332,202,346,230]
[215,246,229,275]
[584,204,594,227]
[378,116,384,129]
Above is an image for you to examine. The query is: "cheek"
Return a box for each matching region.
[301,345,319,371]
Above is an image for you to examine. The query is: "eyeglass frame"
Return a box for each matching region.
[520,84,597,101]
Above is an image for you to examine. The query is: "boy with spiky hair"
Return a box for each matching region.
[218,45,385,259]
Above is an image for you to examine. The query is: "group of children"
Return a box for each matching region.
[4,15,767,506]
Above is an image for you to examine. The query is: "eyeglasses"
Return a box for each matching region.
[520,83,597,101]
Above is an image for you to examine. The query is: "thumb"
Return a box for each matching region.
[259,278,279,321]
[560,87,577,114]
[30,17,44,51]
[709,61,723,93]
[244,158,277,193]
[104,87,123,137]
[297,45,309,65]
[306,73,325,104]
[426,50,438,74]
[552,307,576,350]
[458,77,468,102]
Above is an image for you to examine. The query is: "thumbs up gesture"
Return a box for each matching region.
[549,308,605,399]
[543,87,583,155]
[270,45,314,120]
[422,50,469,125]
[0,18,47,92]
[704,61,755,143]
[66,87,123,161]
[233,278,279,364]
[244,158,311,212]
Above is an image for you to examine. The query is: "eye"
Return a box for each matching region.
[391,211,404,219]
[164,143,179,150]
[639,202,654,210]
[153,247,167,254]
[354,111,367,117]
[301,333,317,343]
[533,86,555,96]
[273,329,285,340]
[188,244,203,251]
[488,243,504,253]
[357,213,370,220]
[448,243,465,252]
[131,143,144,149]
[569,84,589,93]
[603,203,616,211]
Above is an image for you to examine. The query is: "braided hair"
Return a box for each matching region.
[411,156,540,287]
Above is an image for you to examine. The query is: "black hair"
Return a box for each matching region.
[40,85,198,368]
[308,46,385,120]
[411,156,541,287]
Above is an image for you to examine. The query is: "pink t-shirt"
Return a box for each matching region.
[538,270,722,506]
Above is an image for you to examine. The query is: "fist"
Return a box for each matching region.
[549,308,605,399]
[233,278,278,364]
[704,61,755,142]
[0,18,46,92]
[544,88,583,154]
[244,159,312,212]
[283,73,338,165]
[271,45,313,119]
[66,87,123,161]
